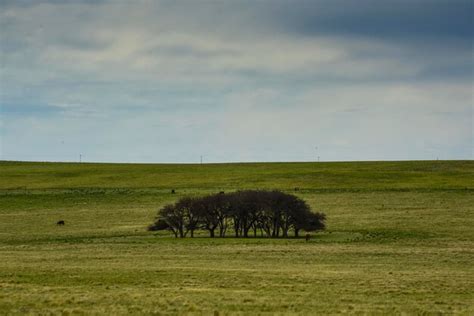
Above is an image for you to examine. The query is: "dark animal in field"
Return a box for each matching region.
[171,189,176,194]
[219,191,225,194]
[305,233,311,242]
[56,220,65,226]
[294,187,300,191]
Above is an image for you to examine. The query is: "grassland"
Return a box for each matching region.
[0,160,473,314]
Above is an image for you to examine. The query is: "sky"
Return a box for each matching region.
[0,0,472,163]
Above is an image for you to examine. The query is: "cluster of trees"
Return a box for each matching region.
[149,190,326,238]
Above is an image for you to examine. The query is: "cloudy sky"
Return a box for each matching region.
[1,0,472,163]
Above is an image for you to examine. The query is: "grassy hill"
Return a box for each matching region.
[1,160,472,190]
[0,160,473,314]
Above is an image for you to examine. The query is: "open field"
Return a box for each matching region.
[1,160,473,314]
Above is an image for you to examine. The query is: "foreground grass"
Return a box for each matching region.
[0,160,473,314]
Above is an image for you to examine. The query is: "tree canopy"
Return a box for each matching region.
[149,190,326,238]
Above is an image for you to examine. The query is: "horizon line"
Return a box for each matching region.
[1,159,472,165]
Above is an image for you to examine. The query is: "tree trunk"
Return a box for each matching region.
[282,222,289,238]
[272,218,279,238]
[234,220,240,237]
[264,226,271,237]
[219,225,227,237]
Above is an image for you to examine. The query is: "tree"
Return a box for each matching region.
[147,219,169,232]
[149,190,326,238]
[294,211,326,237]
[156,204,187,238]
[195,195,220,237]
[175,197,199,238]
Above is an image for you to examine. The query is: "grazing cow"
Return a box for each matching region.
[171,189,176,194]
[219,191,225,194]
[56,220,65,226]
[305,233,311,242]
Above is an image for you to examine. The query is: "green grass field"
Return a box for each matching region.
[1,160,473,314]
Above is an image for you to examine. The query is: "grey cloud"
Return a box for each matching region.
[1,103,64,116]
[265,0,473,40]
[0,0,472,162]
[145,44,240,59]
[0,0,106,8]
